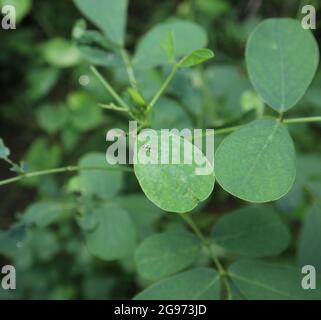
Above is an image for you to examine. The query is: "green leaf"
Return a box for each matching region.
[78,153,123,199]
[127,87,146,107]
[36,104,68,134]
[0,138,10,159]
[229,259,321,300]
[0,0,31,22]
[134,131,215,213]
[241,90,265,117]
[40,38,82,68]
[178,48,214,68]
[26,67,60,101]
[67,91,103,132]
[74,29,119,67]
[76,211,98,232]
[246,18,319,113]
[21,228,60,262]
[23,139,62,186]
[21,202,67,227]
[84,204,137,260]
[212,206,290,257]
[306,181,321,200]
[152,98,193,130]
[298,204,321,273]
[73,0,128,46]
[114,194,163,227]
[134,19,208,68]
[205,65,251,123]
[0,224,26,256]
[134,268,220,300]
[215,119,296,202]
[135,231,201,280]
[161,30,176,63]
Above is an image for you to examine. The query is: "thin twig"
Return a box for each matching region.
[0,165,133,187]
[147,64,179,111]
[178,212,232,300]
[120,48,138,89]
[283,116,321,124]
[90,66,131,111]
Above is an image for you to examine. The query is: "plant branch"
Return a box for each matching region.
[3,157,17,168]
[211,125,242,136]
[193,116,321,140]
[98,103,129,112]
[120,48,138,89]
[147,64,179,111]
[178,212,232,300]
[283,116,321,124]
[90,66,131,111]
[0,165,133,187]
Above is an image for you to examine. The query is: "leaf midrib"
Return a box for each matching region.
[239,121,281,189]
[192,274,220,299]
[229,273,292,299]
[274,21,286,112]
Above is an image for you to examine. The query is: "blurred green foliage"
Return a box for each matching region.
[0,0,321,300]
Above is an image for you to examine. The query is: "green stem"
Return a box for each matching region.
[120,48,138,90]
[0,165,133,187]
[90,66,131,111]
[191,125,241,140]
[194,116,321,140]
[178,212,232,300]
[283,116,321,124]
[147,64,179,111]
[3,157,17,168]
[98,103,129,112]
[212,125,242,136]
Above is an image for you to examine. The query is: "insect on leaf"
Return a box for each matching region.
[134,131,215,213]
